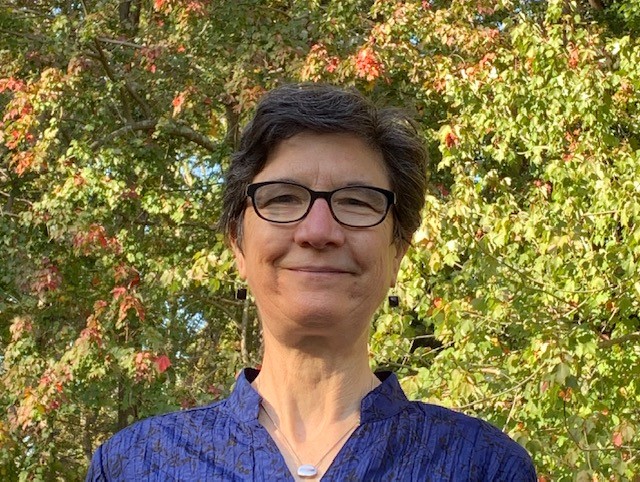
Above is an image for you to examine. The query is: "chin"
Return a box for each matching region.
[288,306,347,326]
[285,297,375,330]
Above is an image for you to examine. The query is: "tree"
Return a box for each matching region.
[1,0,638,480]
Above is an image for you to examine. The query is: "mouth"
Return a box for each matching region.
[288,266,352,274]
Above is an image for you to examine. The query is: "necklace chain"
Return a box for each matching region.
[257,376,376,479]
[260,403,358,478]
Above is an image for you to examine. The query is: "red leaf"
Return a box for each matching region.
[355,46,382,81]
[117,294,145,322]
[111,286,127,300]
[559,387,572,401]
[9,316,33,341]
[172,93,184,108]
[435,183,450,197]
[154,355,171,373]
[0,77,26,92]
[11,151,35,175]
[325,57,339,73]
[185,1,206,15]
[612,431,623,448]
[444,130,459,148]
[172,91,186,116]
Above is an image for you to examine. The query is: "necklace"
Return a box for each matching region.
[260,403,359,478]
[257,376,376,479]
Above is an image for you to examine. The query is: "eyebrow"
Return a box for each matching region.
[262,178,382,188]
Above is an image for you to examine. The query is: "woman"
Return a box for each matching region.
[87,84,536,481]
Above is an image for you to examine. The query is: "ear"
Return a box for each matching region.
[390,242,409,287]
[231,238,247,280]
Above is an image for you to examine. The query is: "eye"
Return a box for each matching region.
[341,197,374,208]
[254,183,309,210]
[262,194,304,206]
[333,188,386,213]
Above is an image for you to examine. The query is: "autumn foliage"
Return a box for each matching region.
[1,0,640,480]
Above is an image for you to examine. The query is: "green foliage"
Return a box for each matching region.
[1,0,639,479]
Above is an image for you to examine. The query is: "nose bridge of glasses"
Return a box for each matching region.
[306,189,337,219]
[308,188,333,206]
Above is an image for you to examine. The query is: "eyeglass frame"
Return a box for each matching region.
[245,181,397,228]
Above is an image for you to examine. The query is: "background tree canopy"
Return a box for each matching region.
[1,0,639,480]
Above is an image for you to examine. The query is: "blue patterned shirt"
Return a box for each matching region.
[87,369,536,481]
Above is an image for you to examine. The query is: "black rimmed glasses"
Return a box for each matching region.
[246,181,396,228]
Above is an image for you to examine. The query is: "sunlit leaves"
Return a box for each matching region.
[2,0,640,480]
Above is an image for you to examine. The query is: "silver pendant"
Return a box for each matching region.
[297,464,318,478]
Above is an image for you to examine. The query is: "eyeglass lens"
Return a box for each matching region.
[252,183,390,227]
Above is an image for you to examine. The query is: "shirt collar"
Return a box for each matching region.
[225,368,410,425]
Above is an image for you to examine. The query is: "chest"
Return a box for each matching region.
[120,422,491,481]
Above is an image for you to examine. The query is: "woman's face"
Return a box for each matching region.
[232,131,406,340]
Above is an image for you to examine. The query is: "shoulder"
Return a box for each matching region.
[86,400,231,481]
[111,400,227,448]
[405,401,536,479]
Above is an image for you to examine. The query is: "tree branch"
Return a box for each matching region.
[96,36,145,49]
[92,38,152,119]
[91,120,219,152]
[239,297,250,365]
[0,190,34,207]
[598,331,640,348]
[90,120,156,149]
[224,102,240,149]
[164,122,219,152]
[456,365,543,410]
[0,28,47,43]
[588,0,604,11]
[130,216,217,233]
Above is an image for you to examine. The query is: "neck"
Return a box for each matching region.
[253,330,377,444]
[252,323,380,479]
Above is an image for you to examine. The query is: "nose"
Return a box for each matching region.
[292,198,346,249]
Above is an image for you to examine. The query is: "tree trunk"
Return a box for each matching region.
[240,297,250,365]
[224,102,240,149]
[83,410,98,461]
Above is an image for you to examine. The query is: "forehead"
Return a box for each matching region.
[253,131,390,189]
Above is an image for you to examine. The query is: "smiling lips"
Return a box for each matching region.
[286,266,354,275]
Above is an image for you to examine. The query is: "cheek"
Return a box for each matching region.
[357,246,395,289]
[242,236,285,278]
[372,227,399,271]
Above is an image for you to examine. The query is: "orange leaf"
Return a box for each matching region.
[111,286,127,300]
[172,91,187,117]
[612,431,623,448]
[444,130,459,148]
